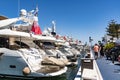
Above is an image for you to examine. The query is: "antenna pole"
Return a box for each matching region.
[18,0,20,16]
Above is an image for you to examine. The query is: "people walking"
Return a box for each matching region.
[93,44,100,60]
[99,43,104,57]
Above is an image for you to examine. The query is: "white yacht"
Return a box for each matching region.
[32,34,69,66]
[55,40,79,66]
[0,29,67,79]
[0,8,67,79]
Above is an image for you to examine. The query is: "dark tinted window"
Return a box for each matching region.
[15,41,29,48]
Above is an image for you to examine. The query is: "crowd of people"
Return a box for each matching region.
[92,41,120,63]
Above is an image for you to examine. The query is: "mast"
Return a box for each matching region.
[52,21,56,32]
[51,21,56,36]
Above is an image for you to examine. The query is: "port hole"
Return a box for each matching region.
[10,65,16,68]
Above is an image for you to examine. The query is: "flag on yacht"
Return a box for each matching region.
[31,21,42,35]
[63,36,67,41]
[56,34,59,39]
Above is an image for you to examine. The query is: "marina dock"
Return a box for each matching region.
[97,57,120,80]
[74,48,120,80]
[74,49,103,80]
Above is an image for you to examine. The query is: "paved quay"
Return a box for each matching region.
[96,57,120,80]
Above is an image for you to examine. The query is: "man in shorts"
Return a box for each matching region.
[93,44,99,60]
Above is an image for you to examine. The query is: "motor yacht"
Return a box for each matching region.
[0,29,67,79]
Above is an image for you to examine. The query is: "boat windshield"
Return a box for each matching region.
[33,40,55,49]
[59,48,69,54]
[42,42,55,49]
[15,41,30,48]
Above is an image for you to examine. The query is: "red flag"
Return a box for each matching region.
[56,35,59,39]
[63,36,67,41]
[76,39,78,44]
[31,21,42,35]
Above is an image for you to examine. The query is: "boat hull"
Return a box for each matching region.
[0,67,67,79]
[0,48,67,78]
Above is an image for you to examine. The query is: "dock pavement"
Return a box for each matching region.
[96,57,120,80]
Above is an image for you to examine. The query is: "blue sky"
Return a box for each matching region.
[1,0,120,44]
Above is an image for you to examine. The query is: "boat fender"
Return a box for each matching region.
[22,67,31,75]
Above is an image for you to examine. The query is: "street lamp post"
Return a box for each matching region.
[89,36,93,47]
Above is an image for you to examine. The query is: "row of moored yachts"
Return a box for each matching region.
[0,8,83,79]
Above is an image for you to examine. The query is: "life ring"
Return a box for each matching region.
[22,67,31,75]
